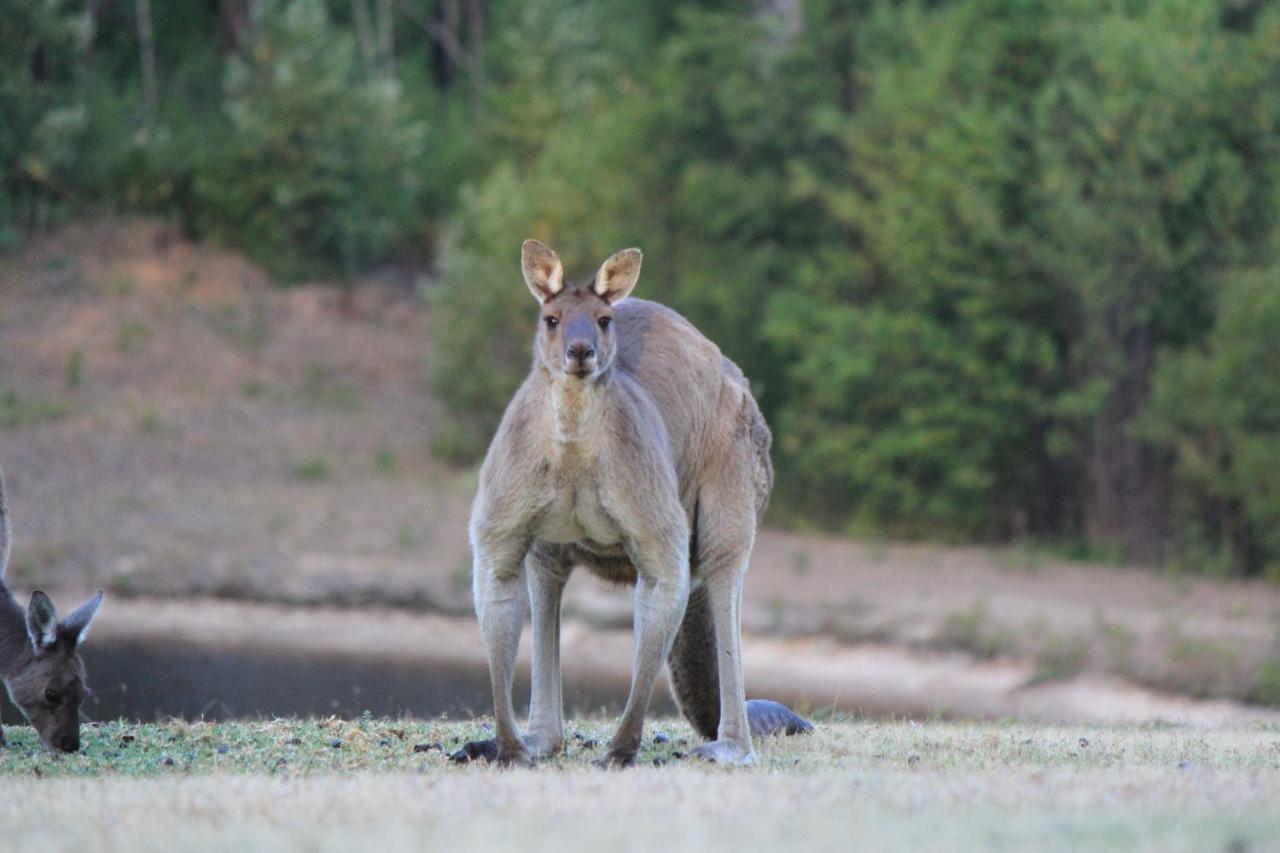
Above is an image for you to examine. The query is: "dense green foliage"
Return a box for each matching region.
[4,0,1280,574]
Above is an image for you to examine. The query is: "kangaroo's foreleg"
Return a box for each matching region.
[595,531,689,769]
[524,545,571,758]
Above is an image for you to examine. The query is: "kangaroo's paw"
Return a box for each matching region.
[449,739,533,767]
[746,699,814,737]
[691,739,757,766]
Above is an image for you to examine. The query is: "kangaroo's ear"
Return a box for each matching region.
[26,591,58,650]
[593,248,642,304]
[522,239,564,303]
[59,590,104,646]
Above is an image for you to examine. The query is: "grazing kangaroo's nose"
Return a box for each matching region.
[567,342,595,362]
[56,732,80,752]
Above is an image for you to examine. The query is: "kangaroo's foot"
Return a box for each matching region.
[746,700,814,737]
[0,725,6,748]
[591,748,637,770]
[448,738,533,767]
[691,739,757,766]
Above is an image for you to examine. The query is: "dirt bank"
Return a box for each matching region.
[81,596,1280,727]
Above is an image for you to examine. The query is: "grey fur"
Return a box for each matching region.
[458,241,810,768]
[0,466,104,752]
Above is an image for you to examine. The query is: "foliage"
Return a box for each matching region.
[191,0,425,280]
[3,0,1280,572]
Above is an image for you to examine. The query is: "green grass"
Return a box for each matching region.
[290,456,334,482]
[0,719,1277,851]
[0,388,70,429]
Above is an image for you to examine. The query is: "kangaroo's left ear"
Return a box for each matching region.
[26,591,58,650]
[593,248,642,304]
[59,590,104,646]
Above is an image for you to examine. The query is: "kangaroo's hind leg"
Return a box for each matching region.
[523,543,572,757]
[452,543,571,764]
[686,464,812,764]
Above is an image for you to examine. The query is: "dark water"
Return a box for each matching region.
[2,641,664,724]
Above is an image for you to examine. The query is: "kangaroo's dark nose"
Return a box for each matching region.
[56,732,80,752]
[567,342,595,363]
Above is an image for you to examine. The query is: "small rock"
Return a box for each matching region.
[216,744,230,755]
[379,740,392,748]
[907,754,921,767]
[672,751,686,760]
[159,755,175,767]
[120,734,136,744]
[653,758,666,767]
[1078,737,1090,749]
[330,739,343,749]
[654,733,669,744]
[1177,760,1192,771]
[581,739,598,749]
[286,736,303,746]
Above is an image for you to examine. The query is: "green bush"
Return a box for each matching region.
[191,0,425,281]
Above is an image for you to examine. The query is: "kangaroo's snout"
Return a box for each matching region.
[53,730,80,753]
[566,340,597,375]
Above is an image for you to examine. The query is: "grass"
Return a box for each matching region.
[291,456,334,482]
[0,387,70,429]
[1,719,1278,851]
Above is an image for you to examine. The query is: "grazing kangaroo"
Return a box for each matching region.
[454,240,811,769]
[0,468,103,752]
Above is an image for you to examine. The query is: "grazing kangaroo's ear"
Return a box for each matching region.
[26,591,58,650]
[0,465,10,579]
[522,239,565,303]
[593,248,642,304]
[60,590,104,646]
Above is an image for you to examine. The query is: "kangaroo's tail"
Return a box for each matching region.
[668,585,813,740]
[0,466,10,579]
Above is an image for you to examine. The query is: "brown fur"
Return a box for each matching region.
[458,241,809,769]
[0,468,103,752]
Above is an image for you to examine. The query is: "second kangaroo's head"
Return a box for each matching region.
[5,589,103,753]
[0,468,103,753]
[522,240,643,381]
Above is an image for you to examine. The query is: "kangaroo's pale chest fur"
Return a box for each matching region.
[532,377,624,547]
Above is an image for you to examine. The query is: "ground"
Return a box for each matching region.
[2,219,1279,719]
[1,718,1278,852]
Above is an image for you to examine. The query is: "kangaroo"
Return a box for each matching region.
[0,467,103,752]
[453,240,811,769]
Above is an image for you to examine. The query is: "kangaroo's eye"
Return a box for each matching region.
[44,688,63,706]
[544,316,559,330]
[598,316,612,330]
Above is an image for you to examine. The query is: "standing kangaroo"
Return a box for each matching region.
[454,240,811,769]
[0,468,103,752]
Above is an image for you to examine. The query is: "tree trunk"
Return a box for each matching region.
[135,0,158,119]
[1082,316,1170,563]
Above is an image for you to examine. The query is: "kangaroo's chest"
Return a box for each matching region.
[534,451,622,547]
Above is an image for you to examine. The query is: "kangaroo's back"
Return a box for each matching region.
[613,298,772,513]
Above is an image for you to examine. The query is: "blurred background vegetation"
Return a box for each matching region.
[4,0,1279,578]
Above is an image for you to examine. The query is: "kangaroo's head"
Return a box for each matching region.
[0,467,103,753]
[5,589,103,753]
[522,240,643,381]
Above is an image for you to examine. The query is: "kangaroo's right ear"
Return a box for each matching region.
[0,465,10,578]
[26,591,58,650]
[522,239,564,303]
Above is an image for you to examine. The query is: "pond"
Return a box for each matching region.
[2,641,666,724]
